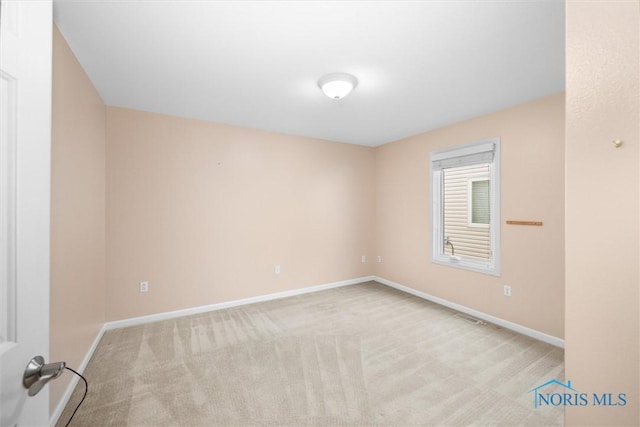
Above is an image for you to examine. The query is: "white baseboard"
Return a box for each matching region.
[50,323,108,427]
[104,276,375,331]
[374,276,564,348]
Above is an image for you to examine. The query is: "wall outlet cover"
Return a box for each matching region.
[139,281,149,293]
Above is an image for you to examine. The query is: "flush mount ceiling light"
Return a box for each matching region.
[318,73,358,100]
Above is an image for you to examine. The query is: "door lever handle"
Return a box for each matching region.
[23,356,66,396]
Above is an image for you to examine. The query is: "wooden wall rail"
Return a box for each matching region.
[506,220,543,226]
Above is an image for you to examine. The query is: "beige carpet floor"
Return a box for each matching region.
[57,281,564,426]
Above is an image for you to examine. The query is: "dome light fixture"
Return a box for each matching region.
[318,73,358,100]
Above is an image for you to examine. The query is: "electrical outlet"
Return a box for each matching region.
[361,255,366,263]
[139,281,149,293]
[274,265,281,275]
[503,285,511,297]
[376,256,382,263]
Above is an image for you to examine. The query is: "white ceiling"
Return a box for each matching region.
[53,1,565,147]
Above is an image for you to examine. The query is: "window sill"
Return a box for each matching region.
[431,255,500,276]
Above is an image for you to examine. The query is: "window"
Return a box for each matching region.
[431,138,500,275]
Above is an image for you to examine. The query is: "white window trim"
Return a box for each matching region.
[467,178,490,228]
[430,138,501,276]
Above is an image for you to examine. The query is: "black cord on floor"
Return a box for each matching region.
[64,366,88,427]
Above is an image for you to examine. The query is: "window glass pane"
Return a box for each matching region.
[442,163,491,260]
[471,180,490,224]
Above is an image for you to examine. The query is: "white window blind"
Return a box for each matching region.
[431,141,495,170]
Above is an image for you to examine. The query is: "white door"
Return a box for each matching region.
[0,0,52,426]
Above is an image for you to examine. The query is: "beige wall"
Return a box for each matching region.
[50,27,106,410]
[565,2,639,426]
[375,94,565,338]
[105,107,375,321]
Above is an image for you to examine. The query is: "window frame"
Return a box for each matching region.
[430,138,501,276]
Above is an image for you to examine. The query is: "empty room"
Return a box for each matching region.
[0,1,638,427]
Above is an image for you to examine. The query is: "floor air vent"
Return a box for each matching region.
[454,313,486,325]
